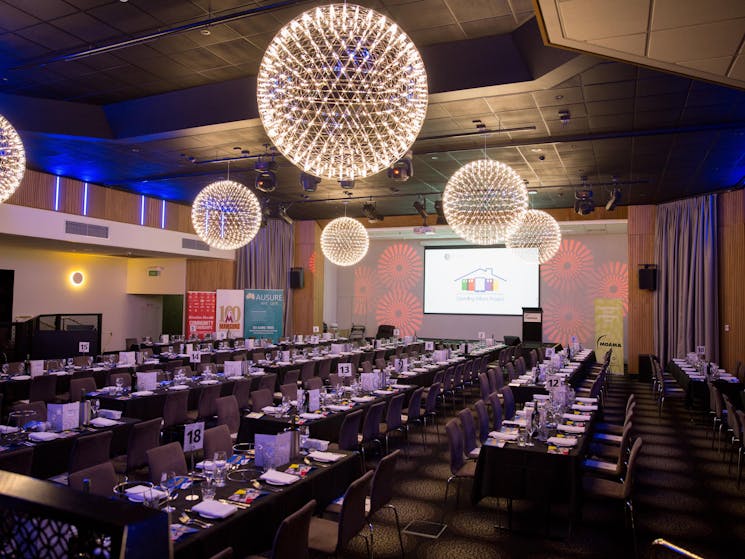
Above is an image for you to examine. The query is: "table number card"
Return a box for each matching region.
[308,389,320,412]
[281,350,291,362]
[78,341,90,354]
[189,351,202,364]
[337,362,353,376]
[183,421,205,453]
[312,325,320,333]
[425,341,435,351]
[30,360,44,377]
[478,331,486,339]
[393,329,400,337]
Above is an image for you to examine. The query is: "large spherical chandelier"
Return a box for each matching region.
[321,217,369,266]
[0,114,26,204]
[256,3,428,181]
[191,180,262,250]
[506,209,562,264]
[442,159,528,245]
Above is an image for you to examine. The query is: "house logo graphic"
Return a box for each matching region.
[455,268,506,292]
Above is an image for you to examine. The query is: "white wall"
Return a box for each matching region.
[1,240,163,351]
[127,258,186,294]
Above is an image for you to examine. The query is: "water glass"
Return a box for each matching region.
[516,428,527,447]
[213,451,227,487]
[160,471,176,512]
[143,487,162,510]
[201,478,216,501]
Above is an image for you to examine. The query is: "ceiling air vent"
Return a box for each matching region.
[182,238,210,251]
[65,220,109,239]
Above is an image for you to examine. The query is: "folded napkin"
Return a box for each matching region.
[575,397,597,404]
[98,409,122,420]
[488,431,518,441]
[90,417,119,428]
[199,379,220,385]
[192,499,237,519]
[412,368,428,373]
[436,361,449,365]
[398,372,417,377]
[533,394,550,401]
[502,419,527,428]
[260,469,299,485]
[374,389,393,396]
[50,371,69,376]
[29,431,60,442]
[302,438,329,451]
[0,425,18,434]
[261,406,282,414]
[169,384,190,390]
[547,436,577,447]
[307,451,344,463]
[391,384,412,389]
[572,404,598,411]
[125,485,167,502]
[300,412,321,420]
[327,404,353,412]
[508,382,521,387]
[351,396,375,403]
[10,375,31,381]
[276,361,292,366]
[558,423,585,434]
[563,413,591,422]
[130,391,154,397]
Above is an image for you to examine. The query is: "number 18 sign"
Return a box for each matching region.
[184,421,205,452]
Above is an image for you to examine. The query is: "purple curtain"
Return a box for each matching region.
[654,194,718,366]
[235,219,294,336]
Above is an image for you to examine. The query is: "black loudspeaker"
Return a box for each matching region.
[290,267,304,289]
[639,268,657,291]
[0,270,14,325]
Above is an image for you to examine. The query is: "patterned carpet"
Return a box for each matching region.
[334,373,745,559]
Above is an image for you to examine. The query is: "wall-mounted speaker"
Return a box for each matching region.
[639,267,656,291]
[290,267,304,289]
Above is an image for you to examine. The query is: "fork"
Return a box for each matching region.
[179,512,212,528]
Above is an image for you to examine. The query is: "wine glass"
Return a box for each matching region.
[160,471,177,513]
[213,451,227,487]
[86,356,93,368]
[1,363,8,377]
[90,399,100,419]
[115,376,124,395]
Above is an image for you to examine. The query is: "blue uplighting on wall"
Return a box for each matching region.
[54,176,60,211]
[82,182,88,215]
[140,195,145,225]
[161,199,166,229]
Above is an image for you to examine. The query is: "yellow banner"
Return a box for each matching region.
[594,298,624,374]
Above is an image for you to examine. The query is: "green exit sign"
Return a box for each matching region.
[148,270,160,277]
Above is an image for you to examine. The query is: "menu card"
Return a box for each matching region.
[48,402,80,431]
[223,361,242,377]
[136,371,158,391]
[309,389,320,412]
[30,360,44,377]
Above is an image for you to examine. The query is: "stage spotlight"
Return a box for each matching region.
[255,159,276,192]
[278,205,294,225]
[362,201,384,223]
[605,187,621,211]
[300,172,321,192]
[434,199,447,225]
[388,150,413,181]
[413,197,428,219]
[574,189,594,216]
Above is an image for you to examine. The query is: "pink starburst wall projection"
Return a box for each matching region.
[543,300,592,345]
[591,261,628,315]
[353,266,375,318]
[375,288,423,337]
[541,239,594,292]
[307,251,317,274]
[376,243,423,290]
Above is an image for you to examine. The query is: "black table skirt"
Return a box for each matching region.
[173,451,359,559]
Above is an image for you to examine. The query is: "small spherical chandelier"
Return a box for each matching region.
[0,114,26,204]
[321,216,369,266]
[256,3,428,181]
[507,209,562,264]
[442,159,528,245]
[191,180,262,250]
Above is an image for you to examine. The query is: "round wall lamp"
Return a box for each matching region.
[69,271,85,287]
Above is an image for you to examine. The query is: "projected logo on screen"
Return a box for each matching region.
[455,268,506,293]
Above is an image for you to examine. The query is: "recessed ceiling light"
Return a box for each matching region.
[530,148,543,153]
[201,27,211,36]
[555,94,563,100]
[528,190,538,195]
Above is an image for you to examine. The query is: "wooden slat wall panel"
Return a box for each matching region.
[6,169,55,210]
[104,188,139,224]
[627,205,656,373]
[174,203,195,234]
[60,178,84,216]
[186,259,236,292]
[718,190,745,372]
[144,197,161,228]
[292,221,320,335]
